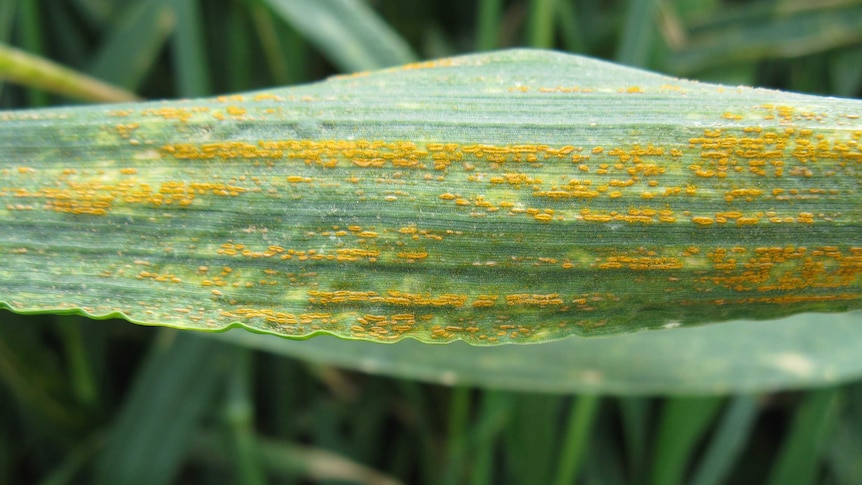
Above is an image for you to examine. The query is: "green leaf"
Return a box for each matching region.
[264,0,417,72]
[553,394,600,485]
[87,0,176,90]
[651,395,724,485]
[615,0,657,67]
[526,0,558,49]
[475,0,504,51]
[187,429,402,484]
[209,311,862,394]
[669,2,862,75]
[170,0,212,97]
[94,331,229,485]
[0,49,860,345]
[690,395,759,485]
[0,43,140,103]
[766,387,839,485]
[824,383,862,484]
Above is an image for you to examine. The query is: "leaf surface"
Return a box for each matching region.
[213,311,862,394]
[0,49,860,344]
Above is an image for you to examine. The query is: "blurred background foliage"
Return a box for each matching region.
[1,0,862,483]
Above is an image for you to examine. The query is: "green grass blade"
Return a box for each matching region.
[824,382,862,484]
[650,396,724,485]
[689,394,759,485]
[249,2,293,87]
[70,0,119,24]
[556,0,587,54]
[766,388,839,485]
[0,43,139,103]
[55,316,98,408]
[584,417,628,485]
[670,3,862,75]
[827,427,862,485]
[830,47,862,98]
[526,0,558,48]
[475,0,504,51]
[189,429,403,484]
[264,0,417,72]
[616,0,657,67]
[94,330,228,485]
[87,0,176,89]
[224,2,253,93]
[223,348,266,485]
[16,0,48,106]
[0,0,16,94]
[0,328,80,430]
[39,431,104,485]
[441,386,472,484]
[469,390,514,484]
[0,0,14,39]
[553,394,600,485]
[170,0,211,97]
[505,395,563,483]
[0,0,13,106]
[619,396,650,481]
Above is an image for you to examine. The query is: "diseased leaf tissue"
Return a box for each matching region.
[1,50,860,344]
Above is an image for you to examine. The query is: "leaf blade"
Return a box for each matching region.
[264,0,417,72]
[0,49,860,345]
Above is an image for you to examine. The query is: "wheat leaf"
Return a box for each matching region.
[1,49,860,344]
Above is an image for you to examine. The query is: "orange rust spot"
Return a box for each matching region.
[506,294,564,306]
[397,251,428,260]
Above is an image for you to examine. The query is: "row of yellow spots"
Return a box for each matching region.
[149,181,247,207]
[756,104,861,124]
[597,256,684,271]
[578,207,677,224]
[160,139,665,171]
[163,142,282,160]
[352,314,541,343]
[430,322,530,343]
[6,174,247,215]
[475,144,680,211]
[220,308,335,327]
[217,306,428,341]
[155,134,856,218]
[438,202,791,227]
[127,104,260,124]
[504,293,564,306]
[10,185,114,216]
[691,210,827,226]
[307,290,467,307]
[353,313,424,339]
[216,242,381,263]
[305,290,619,310]
[141,106,209,123]
[701,245,862,293]
[439,191,560,221]
[688,126,860,182]
[136,271,182,284]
